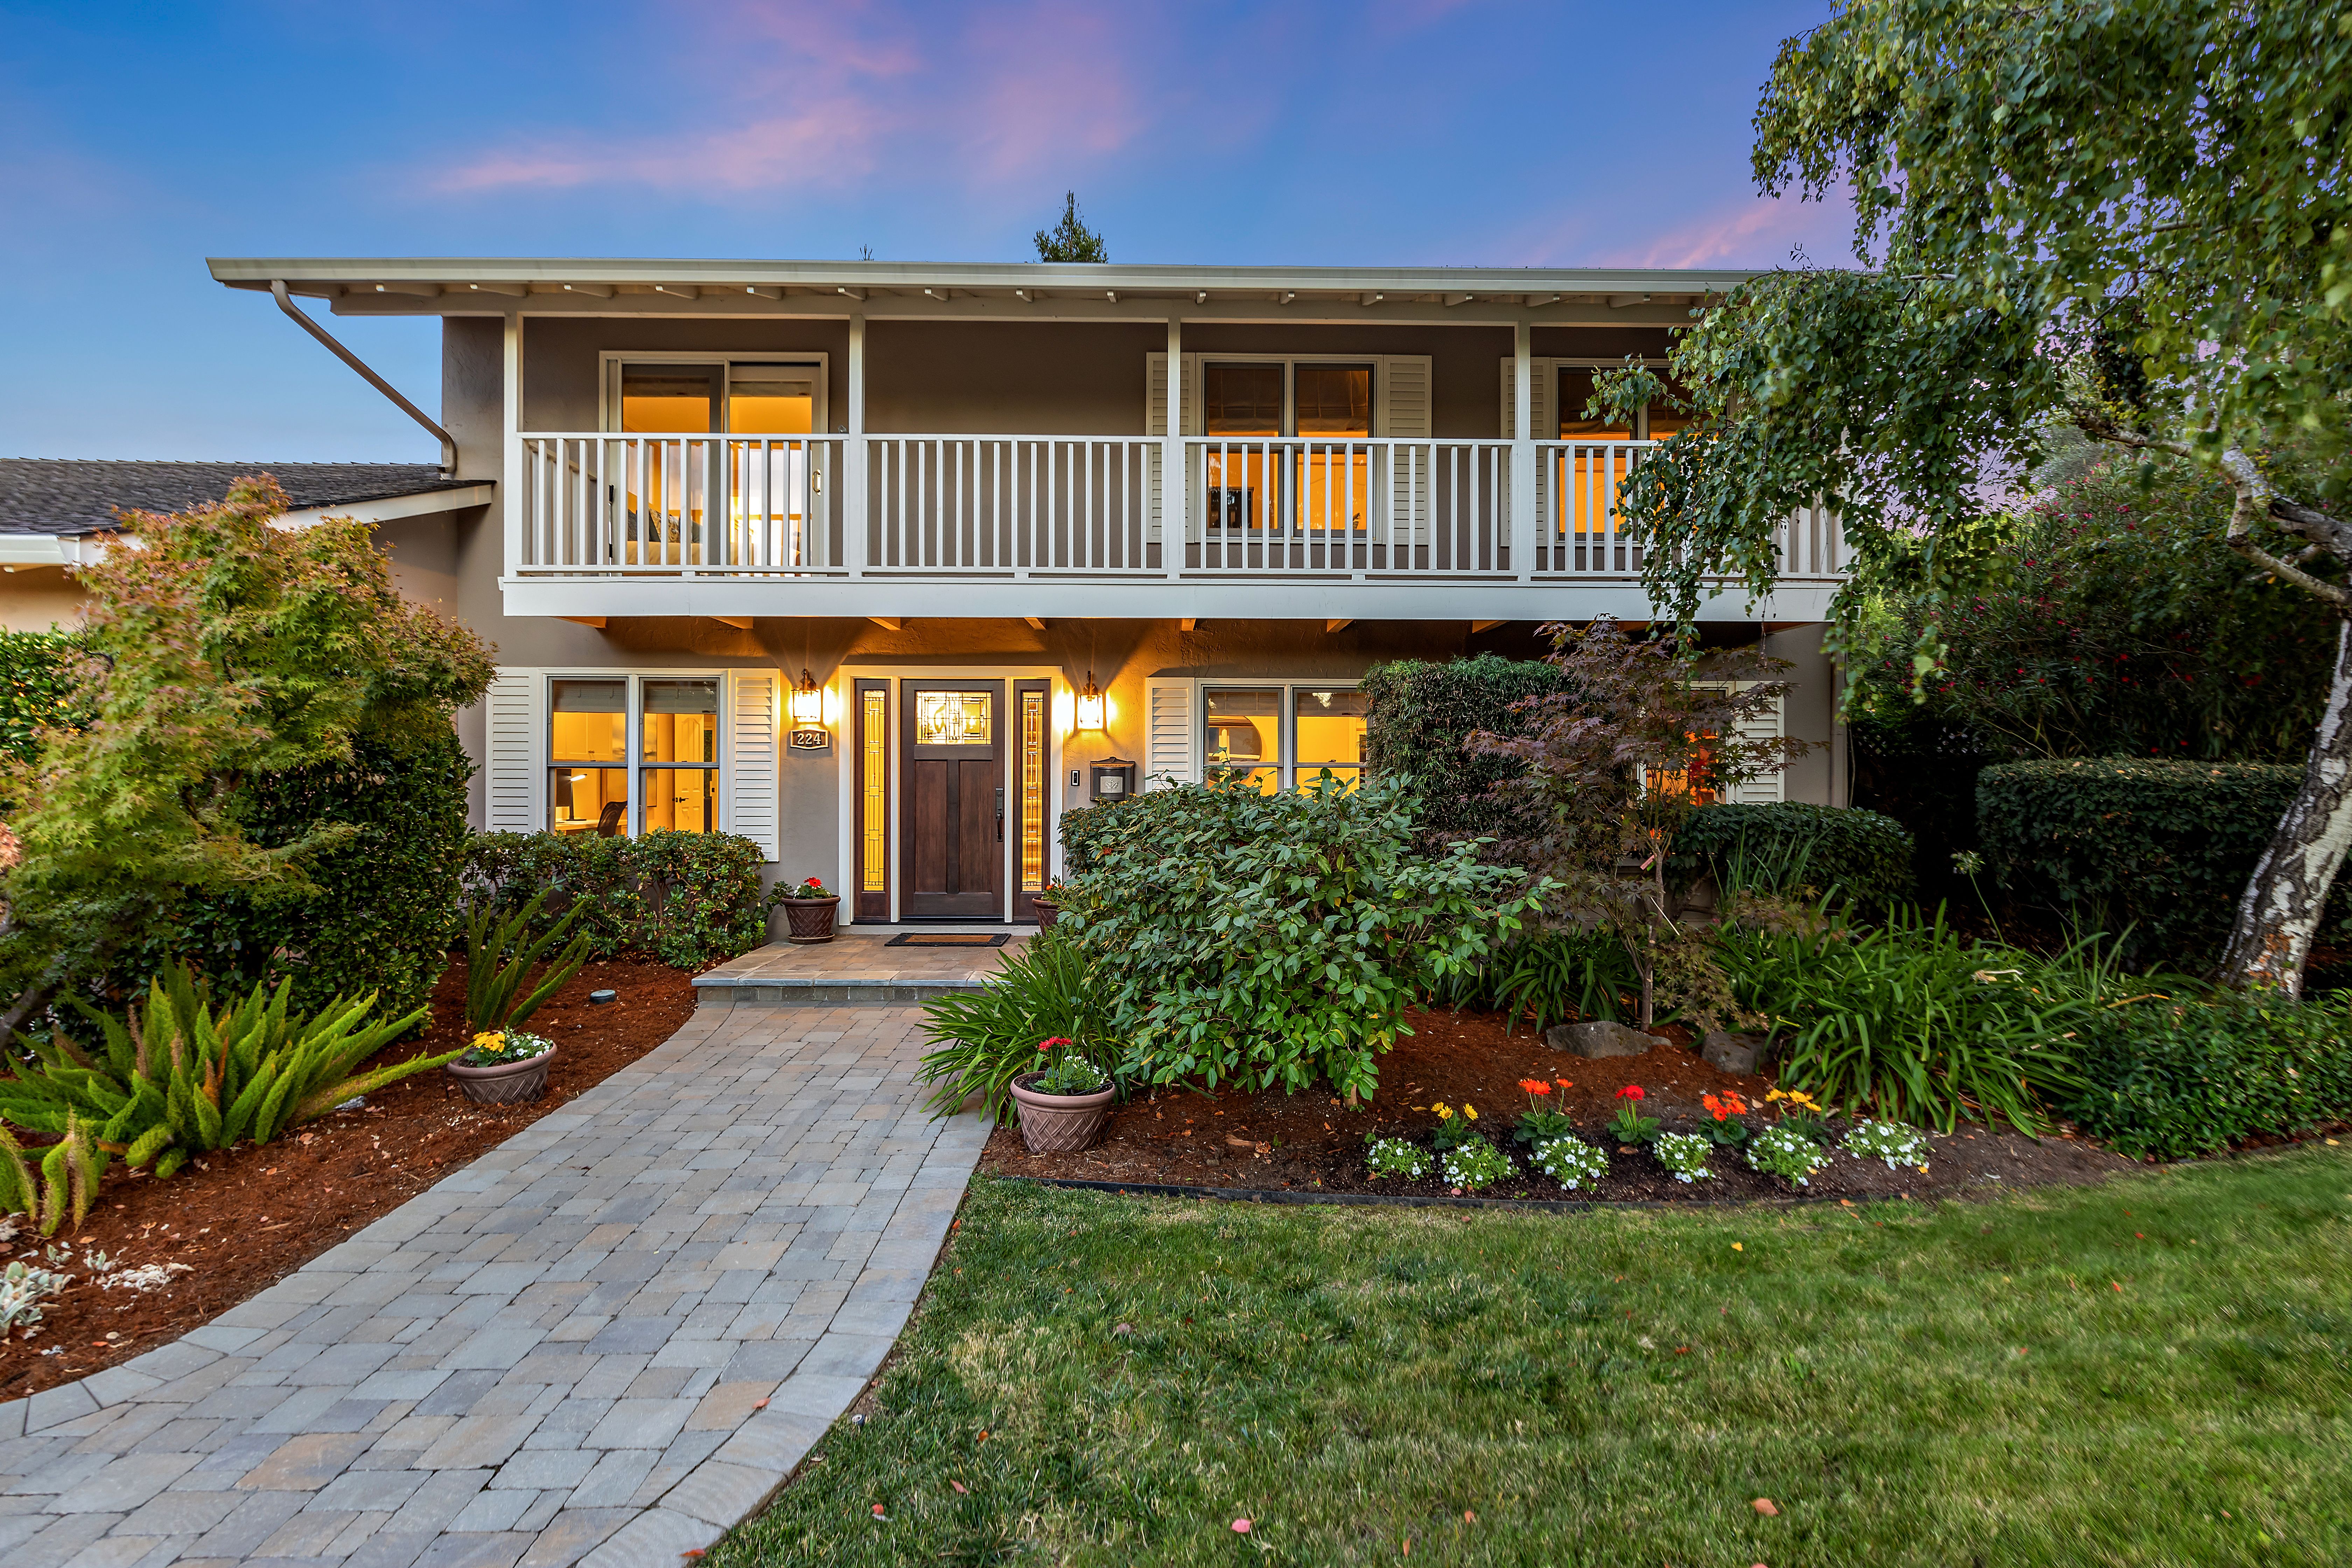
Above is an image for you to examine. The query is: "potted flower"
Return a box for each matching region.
[447,1029,556,1105]
[1007,1037,1115,1152]
[1032,879,1069,929]
[777,875,840,944]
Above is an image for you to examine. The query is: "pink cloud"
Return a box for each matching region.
[436,0,1159,198]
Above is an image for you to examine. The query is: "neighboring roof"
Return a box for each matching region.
[0,461,475,538]
[206,257,1752,326]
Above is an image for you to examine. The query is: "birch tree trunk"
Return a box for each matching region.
[2218,619,2352,992]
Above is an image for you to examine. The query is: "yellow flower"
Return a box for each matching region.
[1433,1103,1454,1120]
[1463,1103,1478,1121]
[470,1031,505,1050]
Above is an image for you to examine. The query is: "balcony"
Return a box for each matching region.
[503,432,1844,621]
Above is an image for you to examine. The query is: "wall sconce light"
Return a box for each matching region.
[1075,671,1105,732]
[788,668,831,752]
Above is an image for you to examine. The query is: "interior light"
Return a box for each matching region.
[790,667,825,727]
[1076,671,1106,732]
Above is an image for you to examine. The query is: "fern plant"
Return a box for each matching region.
[916,928,1116,1124]
[0,964,448,1228]
[464,890,591,1035]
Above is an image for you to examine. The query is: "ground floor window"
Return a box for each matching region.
[1204,684,1369,792]
[550,674,720,835]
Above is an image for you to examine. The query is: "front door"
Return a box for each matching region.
[901,680,1005,918]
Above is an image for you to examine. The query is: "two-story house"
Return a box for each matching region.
[35,258,1852,929]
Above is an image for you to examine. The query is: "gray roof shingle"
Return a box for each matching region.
[0,460,474,537]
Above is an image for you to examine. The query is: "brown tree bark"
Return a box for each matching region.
[2218,620,2352,992]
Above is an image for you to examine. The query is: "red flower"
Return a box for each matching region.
[1518,1079,1552,1096]
[1616,1085,1644,1102]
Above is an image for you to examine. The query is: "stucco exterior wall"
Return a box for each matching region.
[0,567,85,631]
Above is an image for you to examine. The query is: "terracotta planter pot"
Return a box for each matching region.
[1032,897,1060,930]
[781,895,840,944]
[1009,1071,1116,1153]
[446,1045,555,1106]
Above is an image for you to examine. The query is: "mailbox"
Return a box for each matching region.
[1089,757,1138,801]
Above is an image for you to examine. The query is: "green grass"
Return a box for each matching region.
[714,1149,2352,1567]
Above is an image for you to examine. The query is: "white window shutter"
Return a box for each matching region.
[1379,356,1433,547]
[1144,353,1201,548]
[1729,686,1786,804]
[1501,358,1556,545]
[728,669,780,860]
[1144,678,1196,788]
[484,668,544,833]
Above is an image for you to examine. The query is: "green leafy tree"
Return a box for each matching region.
[0,477,493,1034]
[1033,191,1108,263]
[1595,0,2352,990]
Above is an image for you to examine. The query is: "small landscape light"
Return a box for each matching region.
[588,988,617,1005]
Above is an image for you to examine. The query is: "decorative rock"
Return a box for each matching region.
[589,988,618,1005]
[1702,1030,1769,1075]
[1544,1020,1667,1058]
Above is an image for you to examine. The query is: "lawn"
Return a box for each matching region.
[715,1149,2352,1567]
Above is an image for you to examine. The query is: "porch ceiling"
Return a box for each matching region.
[206,257,1754,327]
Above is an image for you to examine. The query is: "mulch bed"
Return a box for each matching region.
[0,957,700,1404]
[979,1006,2140,1203]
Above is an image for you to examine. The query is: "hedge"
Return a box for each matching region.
[1669,801,1915,912]
[1360,653,1573,848]
[0,628,86,771]
[2064,990,2352,1161]
[463,830,775,969]
[1978,757,2350,964]
[122,728,475,1019]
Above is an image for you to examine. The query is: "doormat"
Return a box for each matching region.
[885,932,1011,947]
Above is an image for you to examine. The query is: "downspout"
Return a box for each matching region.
[270,280,459,475]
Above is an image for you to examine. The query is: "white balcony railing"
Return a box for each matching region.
[511,433,1843,585]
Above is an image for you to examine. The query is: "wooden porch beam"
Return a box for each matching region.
[1471,619,1506,633]
[709,615,752,630]
[1325,618,1353,632]
[560,615,607,628]
[1023,616,1046,630]
[869,616,903,630]
[1179,618,1198,631]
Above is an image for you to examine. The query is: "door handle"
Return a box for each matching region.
[995,786,1005,841]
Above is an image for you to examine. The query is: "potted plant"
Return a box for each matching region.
[1032,879,1069,929]
[778,876,839,944]
[1007,1037,1115,1152]
[447,1029,556,1105]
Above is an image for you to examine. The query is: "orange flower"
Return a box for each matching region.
[1555,1077,1574,1092]
[1518,1079,1552,1096]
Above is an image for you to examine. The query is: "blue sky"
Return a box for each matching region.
[1,0,1855,462]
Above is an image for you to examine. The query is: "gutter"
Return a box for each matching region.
[270,280,458,474]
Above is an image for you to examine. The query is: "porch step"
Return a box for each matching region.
[691,975,989,1009]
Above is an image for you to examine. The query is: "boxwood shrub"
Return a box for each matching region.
[1978,758,2349,964]
[464,830,774,969]
[2064,990,2352,1160]
[1670,802,1914,912]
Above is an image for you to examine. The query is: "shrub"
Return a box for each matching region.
[0,629,88,772]
[1440,1138,1515,1192]
[1746,1122,1832,1186]
[1359,653,1573,847]
[140,728,476,1020]
[1652,1132,1716,1183]
[1057,796,1141,875]
[1059,775,1540,1103]
[1532,1136,1609,1191]
[1364,1136,1430,1180]
[1670,802,1915,912]
[462,830,773,968]
[0,965,454,1228]
[2061,990,2352,1160]
[1843,1119,1932,1171]
[1977,757,2352,965]
[1718,908,2135,1132]
[916,928,1115,1124]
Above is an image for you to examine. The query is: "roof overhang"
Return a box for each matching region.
[0,483,496,566]
[207,257,1754,328]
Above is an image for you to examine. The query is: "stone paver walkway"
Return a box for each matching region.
[0,1003,988,1568]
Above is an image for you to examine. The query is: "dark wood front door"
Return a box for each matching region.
[900,679,1006,918]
